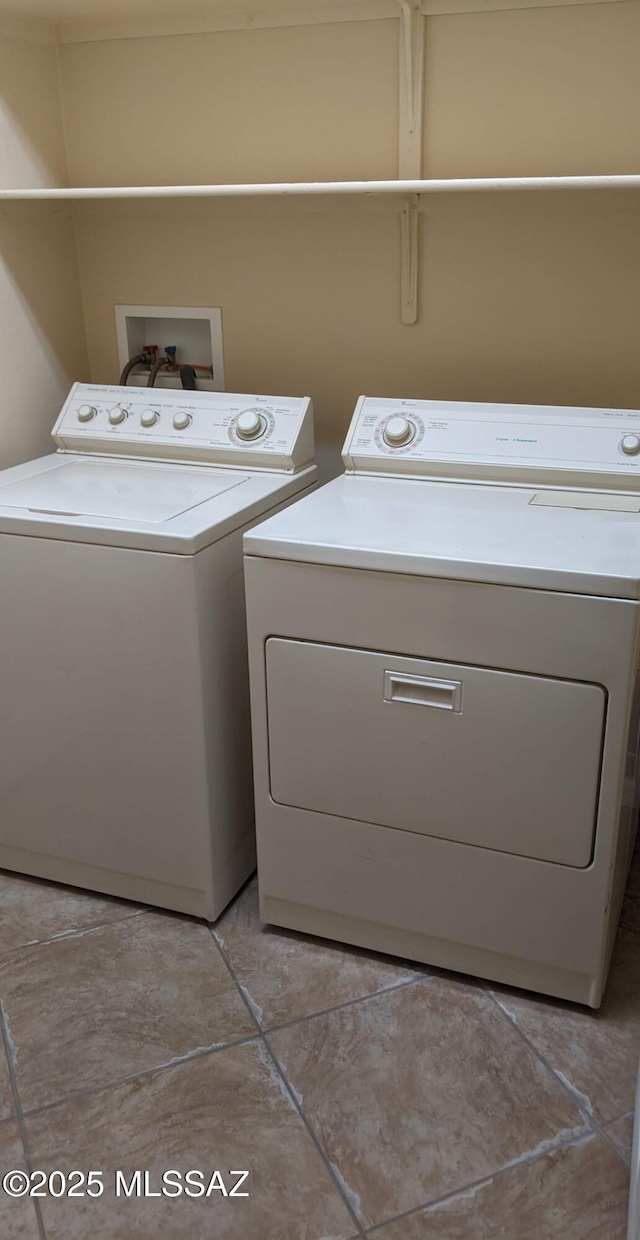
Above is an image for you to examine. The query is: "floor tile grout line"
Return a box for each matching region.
[0,1004,46,1240]
[15,1031,263,1125]
[604,1108,635,1124]
[259,973,433,1037]
[261,1033,367,1238]
[205,928,265,1035]
[7,906,152,954]
[599,1115,635,1167]
[362,1125,601,1236]
[481,987,640,1177]
[599,1108,636,1167]
[484,987,609,1140]
[208,921,433,1033]
[208,926,367,1237]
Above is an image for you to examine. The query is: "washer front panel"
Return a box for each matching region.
[53,384,312,471]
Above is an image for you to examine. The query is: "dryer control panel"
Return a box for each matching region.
[53,384,314,473]
[342,396,640,490]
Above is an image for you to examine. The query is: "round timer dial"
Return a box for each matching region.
[228,407,275,447]
[236,410,265,440]
[383,416,414,447]
[375,412,425,455]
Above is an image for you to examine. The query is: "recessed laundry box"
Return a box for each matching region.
[266,640,605,868]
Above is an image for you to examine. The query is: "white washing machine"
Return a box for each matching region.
[0,382,316,920]
[244,396,640,1007]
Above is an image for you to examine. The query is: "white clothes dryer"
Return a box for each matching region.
[0,383,316,920]
[244,396,640,1007]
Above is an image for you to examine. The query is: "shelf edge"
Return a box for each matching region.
[1,174,640,202]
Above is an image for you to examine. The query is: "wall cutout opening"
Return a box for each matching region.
[115,304,225,391]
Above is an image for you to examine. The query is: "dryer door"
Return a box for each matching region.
[265,639,605,867]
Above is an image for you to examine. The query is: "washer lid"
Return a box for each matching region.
[0,454,317,554]
[0,458,246,524]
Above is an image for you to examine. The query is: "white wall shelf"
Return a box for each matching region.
[1,175,639,201]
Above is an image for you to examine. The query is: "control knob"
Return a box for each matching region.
[77,404,97,423]
[173,410,192,430]
[236,410,265,440]
[140,408,159,428]
[383,415,414,448]
[108,406,127,425]
[620,434,640,456]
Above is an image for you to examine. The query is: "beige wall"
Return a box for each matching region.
[74,188,640,476]
[5,2,640,470]
[0,35,88,468]
[425,1,640,176]
[58,2,640,471]
[56,3,640,188]
[0,35,67,190]
[57,2,640,186]
[58,20,398,187]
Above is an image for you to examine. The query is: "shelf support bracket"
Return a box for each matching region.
[400,194,419,325]
[398,1,425,324]
[398,0,425,181]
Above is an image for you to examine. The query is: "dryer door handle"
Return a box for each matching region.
[383,671,463,713]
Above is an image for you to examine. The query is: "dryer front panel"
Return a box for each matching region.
[265,639,605,867]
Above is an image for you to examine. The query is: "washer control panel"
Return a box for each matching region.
[53,384,314,473]
[343,396,640,489]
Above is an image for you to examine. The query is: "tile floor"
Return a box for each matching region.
[0,854,637,1239]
